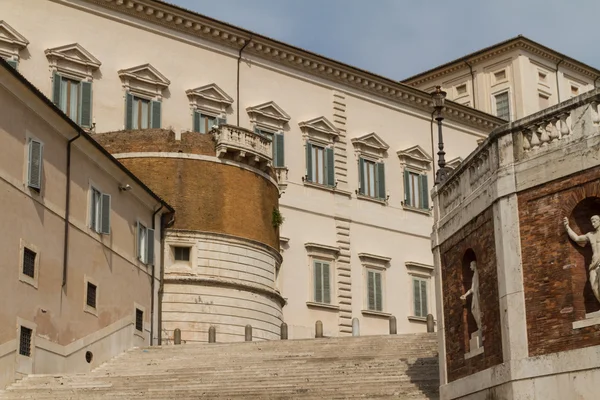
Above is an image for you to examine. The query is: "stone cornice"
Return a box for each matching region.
[403,37,600,87]
[80,0,504,131]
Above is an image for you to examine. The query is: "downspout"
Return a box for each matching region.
[430,109,436,178]
[237,36,253,126]
[465,61,476,108]
[150,204,163,346]
[157,212,175,345]
[555,59,564,103]
[62,132,82,288]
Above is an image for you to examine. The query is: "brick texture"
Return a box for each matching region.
[518,165,600,357]
[440,207,502,382]
[94,130,279,249]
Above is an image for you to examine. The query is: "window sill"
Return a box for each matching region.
[18,275,38,289]
[361,309,391,318]
[134,329,145,340]
[402,205,431,216]
[303,181,336,193]
[84,306,98,317]
[306,301,339,311]
[408,316,428,323]
[356,194,387,205]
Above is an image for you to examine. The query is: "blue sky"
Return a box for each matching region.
[170,0,600,80]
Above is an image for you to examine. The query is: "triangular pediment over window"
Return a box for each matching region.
[0,21,29,50]
[397,145,432,170]
[118,63,170,88]
[186,83,233,106]
[351,132,389,153]
[45,43,101,69]
[247,101,291,124]
[446,157,463,170]
[299,116,339,138]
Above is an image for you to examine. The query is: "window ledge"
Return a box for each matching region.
[361,309,391,318]
[18,276,38,289]
[306,301,339,311]
[303,181,335,193]
[402,205,431,216]
[84,306,98,317]
[408,316,428,323]
[357,194,387,205]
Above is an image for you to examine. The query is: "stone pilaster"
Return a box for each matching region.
[332,91,348,190]
[335,216,352,335]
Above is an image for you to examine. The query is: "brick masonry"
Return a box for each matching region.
[440,207,502,382]
[518,165,600,357]
[93,130,279,249]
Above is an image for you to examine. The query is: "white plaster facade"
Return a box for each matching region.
[1,0,505,340]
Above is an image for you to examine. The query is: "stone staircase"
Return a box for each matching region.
[0,333,439,399]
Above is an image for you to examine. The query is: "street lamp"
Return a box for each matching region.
[431,86,449,185]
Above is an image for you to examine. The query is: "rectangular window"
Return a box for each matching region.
[135,308,144,332]
[367,270,383,312]
[538,71,547,82]
[256,128,285,168]
[174,246,190,262]
[494,69,506,82]
[60,78,80,123]
[359,158,385,199]
[456,84,467,96]
[90,188,111,234]
[313,260,331,304]
[137,222,155,265]
[413,277,428,317]
[538,93,550,110]
[305,143,334,187]
[404,171,429,210]
[311,144,325,185]
[132,96,151,129]
[52,73,93,128]
[86,282,97,309]
[27,138,43,190]
[571,85,579,97]
[125,93,160,130]
[19,326,32,357]
[22,248,36,278]
[5,58,18,69]
[194,111,217,134]
[494,92,510,120]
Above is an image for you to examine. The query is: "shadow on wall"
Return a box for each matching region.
[404,356,440,399]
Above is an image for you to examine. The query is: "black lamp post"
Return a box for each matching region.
[431,86,449,185]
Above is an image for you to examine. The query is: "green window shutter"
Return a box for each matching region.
[274,133,285,167]
[6,59,18,69]
[420,174,429,209]
[151,100,161,128]
[404,170,411,206]
[193,111,201,133]
[80,81,93,128]
[377,162,386,200]
[100,193,111,235]
[323,263,331,304]
[413,279,422,317]
[147,228,155,265]
[125,93,133,130]
[136,221,142,260]
[52,72,62,106]
[27,139,43,190]
[375,272,382,311]
[305,142,313,182]
[358,158,365,195]
[368,271,375,310]
[314,261,322,303]
[325,147,335,187]
[420,280,428,316]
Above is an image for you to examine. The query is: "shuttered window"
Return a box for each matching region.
[125,93,161,130]
[413,277,428,317]
[367,270,383,312]
[314,260,331,304]
[52,73,93,127]
[255,128,285,168]
[27,138,43,190]
[6,59,18,69]
[90,188,111,234]
[137,222,155,265]
[358,158,386,199]
[306,143,334,187]
[193,111,217,134]
[495,92,510,121]
[404,170,429,210]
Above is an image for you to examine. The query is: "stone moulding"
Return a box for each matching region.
[81,0,505,130]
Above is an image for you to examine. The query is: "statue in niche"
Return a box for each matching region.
[564,216,600,303]
[460,260,482,332]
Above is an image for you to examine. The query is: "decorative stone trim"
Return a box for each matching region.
[81,0,505,130]
[186,83,232,115]
[356,194,387,205]
[397,145,432,171]
[358,252,391,265]
[405,261,434,275]
[0,20,29,60]
[247,101,290,131]
[212,124,272,172]
[118,63,170,98]
[299,116,339,143]
[45,43,101,79]
[18,239,40,289]
[408,315,427,323]
[306,301,340,311]
[304,242,340,257]
[361,309,391,318]
[446,157,463,170]
[351,132,389,159]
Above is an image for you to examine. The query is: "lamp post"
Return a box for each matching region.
[431,86,449,185]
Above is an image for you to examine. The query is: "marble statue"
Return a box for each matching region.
[460,260,482,331]
[564,216,600,303]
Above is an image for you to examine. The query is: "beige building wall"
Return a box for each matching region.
[0,63,170,388]
[1,0,504,340]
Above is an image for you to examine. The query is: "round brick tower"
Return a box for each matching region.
[94,127,283,342]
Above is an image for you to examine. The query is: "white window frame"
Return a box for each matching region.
[25,135,44,192]
[89,184,111,235]
[406,261,434,324]
[133,302,146,340]
[305,242,340,311]
[398,146,433,215]
[412,276,429,318]
[18,239,40,289]
[137,221,154,265]
[359,253,391,317]
[492,90,511,121]
[366,267,384,312]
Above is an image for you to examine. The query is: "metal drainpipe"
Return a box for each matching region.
[62,132,82,288]
[237,36,252,126]
[150,204,163,346]
[429,109,436,178]
[555,59,564,104]
[465,61,476,108]
[157,212,175,345]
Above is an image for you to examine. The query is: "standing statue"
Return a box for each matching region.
[460,260,481,332]
[564,216,600,303]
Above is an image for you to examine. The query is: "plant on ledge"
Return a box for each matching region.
[272,207,284,228]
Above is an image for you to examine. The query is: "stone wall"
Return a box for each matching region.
[440,207,502,382]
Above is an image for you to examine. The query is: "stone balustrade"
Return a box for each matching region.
[212,124,273,172]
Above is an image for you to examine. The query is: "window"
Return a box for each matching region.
[358,158,385,199]
[538,71,547,83]
[367,269,383,312]
[538,93,550,110]
[193,111,224,134]
[4,58,18,69]
[135,308,144,332]
[494,70,506,82]
[86,282,97,309]
[494,92,510,120]
[413,277,428,318]
[27,138,43,190]
[571,85,579,97]
[456,84,467,96]
[404,170,429,210]
[174,246,190,262]
[306,143,334,186]
[313,260,331,304]
[52,73,93,127]
[90,187,111,234]
[256,127,285,168]
[22,248,36,278]
[19,326,32,357]
[125,93,161,130]
[137,222,155,265]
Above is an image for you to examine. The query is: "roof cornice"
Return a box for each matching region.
[403,37,600,87]
[80,0,504,131]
